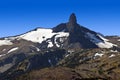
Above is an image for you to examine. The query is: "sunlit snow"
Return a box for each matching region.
[97,42,115,48]
[0,40,13,46]
[19,28,69,45]
[0,54,6,57]
[19,28,69,48]
[2,49,6,51]
[7,47,19,53]
[0,47,18,57]
[94,53,104,57]
[97,34,109,41]
[110,50,118,53]
[109,54,115,58]
[86,32,116,48]
[48,41,53,48]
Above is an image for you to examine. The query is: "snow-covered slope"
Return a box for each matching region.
[19,28,69,43]
[86,32,116,48]
[0,28,69,48]
[19,28,69,48]
[19,28,53,43]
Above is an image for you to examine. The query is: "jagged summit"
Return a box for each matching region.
[53,13,79,32]
[66,13,78,32]
[68,13,77,25]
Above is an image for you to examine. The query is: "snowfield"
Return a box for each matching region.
[0,39,13,46]
[19,28,69,44]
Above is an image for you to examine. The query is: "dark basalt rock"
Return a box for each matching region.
[69,13,77,25]
[53,13,99,49]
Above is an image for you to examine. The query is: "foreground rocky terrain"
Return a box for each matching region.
[13,48,120,80]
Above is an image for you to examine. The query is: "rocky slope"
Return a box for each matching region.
[13,48,120,80]
[15,48,120,80]
[105,36,120,47]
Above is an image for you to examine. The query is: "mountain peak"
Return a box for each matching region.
[66,13,78,32]
[69,13,77,24]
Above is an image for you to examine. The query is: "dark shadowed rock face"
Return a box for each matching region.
[69,13,77,25]
[53,13,99,49]
[67,14,77,32]
[67,13,77,32]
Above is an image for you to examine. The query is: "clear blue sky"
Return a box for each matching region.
[0,0,120,37]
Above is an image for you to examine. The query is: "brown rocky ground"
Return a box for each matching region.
[15,48,120,80]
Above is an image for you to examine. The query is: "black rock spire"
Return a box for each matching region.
[67,13,78,32]
[68,13,77,25]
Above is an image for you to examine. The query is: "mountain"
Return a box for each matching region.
[0,13,116,49]
[0,13,119,80]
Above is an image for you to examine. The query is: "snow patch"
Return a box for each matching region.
[86,32,116,48]
[36,47,40,52]
[2,49,6,51]
[54,32,69,47]
[97,34,109,41]
[97,42,114,48]
[65,54,70,57]
[110,50,118,53]
[118,39,120,41]
[0,47,19,57]
[48,41,53,48]
[68,50,74,54]
[86,32,101,43]
[109,54,115,58]
[0,40,13,46]
[30,45,40,52]
[7,47,19,53]
[0,54,6,57]
[94,53,104,57]
[65,50,74,57]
